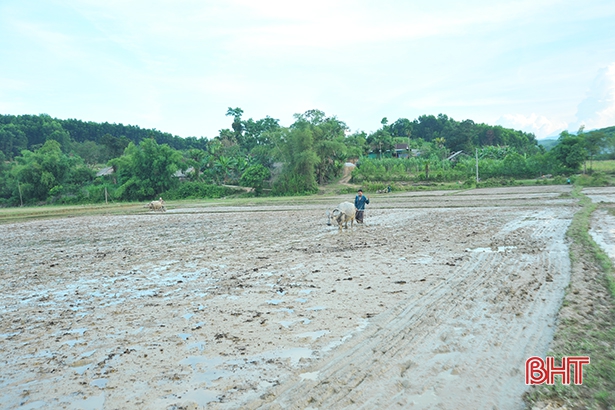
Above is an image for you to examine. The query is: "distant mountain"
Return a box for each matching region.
[537,138,559,151]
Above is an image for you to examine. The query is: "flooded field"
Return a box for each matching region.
[1,185,610,409]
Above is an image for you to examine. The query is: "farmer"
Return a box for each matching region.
[355,189,370,223]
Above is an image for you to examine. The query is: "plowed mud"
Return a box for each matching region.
[0,186,581,409]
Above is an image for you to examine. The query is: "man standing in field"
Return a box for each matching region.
[355,189,369,223]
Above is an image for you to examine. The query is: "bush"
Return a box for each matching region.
[162,182,239,199]
[574,172,612,187]
[477,178,518,188]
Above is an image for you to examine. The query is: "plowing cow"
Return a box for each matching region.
[327,202,356,231]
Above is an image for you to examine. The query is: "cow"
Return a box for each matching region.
[147,198,166,212]
[327,202,356,231]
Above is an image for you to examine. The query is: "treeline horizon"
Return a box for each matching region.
[0,110,613,207]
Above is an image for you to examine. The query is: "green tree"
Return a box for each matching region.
[0,124,28,159]
[550,131,587,172]
[100,134,130,158]
[273,125,319,194]
[12,140,71,202]
[582,130,606,171]
[289,110,347,185]
[226,107,245,146]
[70,140,109,165]
[344,131,368,158]
[367,129,393,158]
[240,164,271,196]
[110,138,183,200]
[185,148,206,180]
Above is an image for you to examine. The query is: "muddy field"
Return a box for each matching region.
[1,185,612,409]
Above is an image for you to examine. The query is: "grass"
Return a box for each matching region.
[590,160,615,174]
[0,202,146,224]
[524,186,615,409]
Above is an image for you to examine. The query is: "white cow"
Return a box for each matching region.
[327,202,356,231]
[147,198,166,212]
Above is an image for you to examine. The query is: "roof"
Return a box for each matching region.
[96,166,114,176]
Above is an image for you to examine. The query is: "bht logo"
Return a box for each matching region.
[525,356,590,385]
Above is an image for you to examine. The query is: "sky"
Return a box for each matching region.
[1,0,614,140]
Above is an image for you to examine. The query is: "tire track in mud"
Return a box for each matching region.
[251,209,572,410]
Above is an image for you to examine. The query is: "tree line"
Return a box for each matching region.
[0,110,613,207]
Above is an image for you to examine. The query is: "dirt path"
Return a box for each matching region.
[0,186,577,409]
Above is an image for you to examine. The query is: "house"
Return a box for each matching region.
[393,144,409,158]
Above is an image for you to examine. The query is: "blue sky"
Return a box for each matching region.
[1,0,614,140]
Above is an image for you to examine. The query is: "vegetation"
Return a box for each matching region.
[1,111,614,207]
[525,188,615,408]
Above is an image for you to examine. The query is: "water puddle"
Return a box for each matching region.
[90,378,108,389]
[187,341,206,351]
[81,350,96,358]
[62,393,105,410]
[73,364,91,375]
[63,339,83,348]
[300,371,319,381]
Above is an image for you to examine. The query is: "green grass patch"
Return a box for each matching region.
[524,186,615,408]
[590,160,615,174]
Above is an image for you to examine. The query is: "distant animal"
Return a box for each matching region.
[327,202,356,231]
[147,198,166,212]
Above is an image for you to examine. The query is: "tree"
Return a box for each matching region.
[0,124,28,159]
[12,140,72,202]
[240,164,271,196]
[273,125,319,194]
[583,131,606,171]
[550,131,587,172]
[388,118,413,142]
[70,140,109,165]
[367,129,393,158]
[185,148,206,180]
[290,110,348,185]
[226,107,245,146]
[344,131,368,158]
[100,134,130,158]
[109,138,183,200]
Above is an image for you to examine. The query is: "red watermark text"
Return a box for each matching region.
[525,356,590,385]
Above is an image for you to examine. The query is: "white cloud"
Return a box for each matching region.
[575,62,615,130]
[496,113,567,138]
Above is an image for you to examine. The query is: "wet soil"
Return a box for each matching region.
[1,185,604,409]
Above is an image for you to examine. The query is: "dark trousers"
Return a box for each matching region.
[356,210,364,223]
